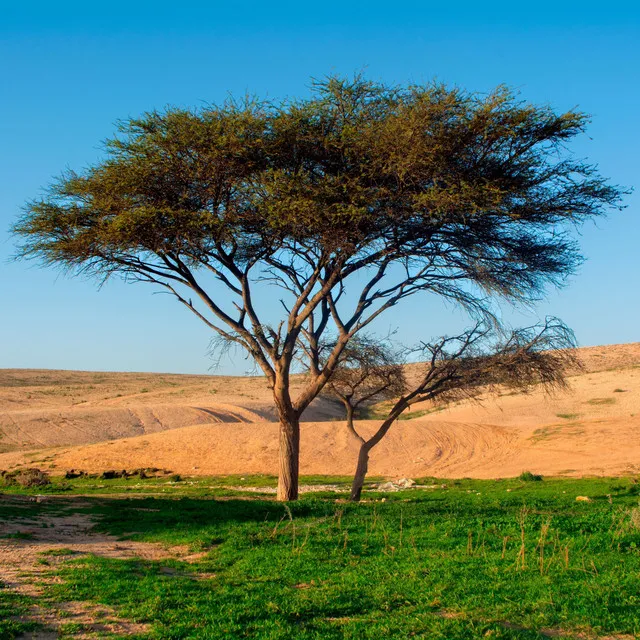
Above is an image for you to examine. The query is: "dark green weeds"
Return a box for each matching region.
[2,477,640,639]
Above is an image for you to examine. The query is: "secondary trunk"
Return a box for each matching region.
[276,414,300,501]
[348,411,400,502]
[350,442,370,502]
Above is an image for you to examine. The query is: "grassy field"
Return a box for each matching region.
[2,475,640,639]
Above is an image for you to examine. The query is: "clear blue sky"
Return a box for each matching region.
[1,1,638,374]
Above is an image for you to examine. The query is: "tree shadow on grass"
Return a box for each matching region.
[85,495,325,541]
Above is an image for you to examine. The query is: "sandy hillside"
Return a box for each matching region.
[1,342,639,479]
[0,369,339,452]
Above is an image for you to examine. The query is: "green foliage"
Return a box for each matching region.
[14,78,623,297]
[518,471,543,482]
[1,531,34,540]
[43,548,76,556]
[0,473,361,497]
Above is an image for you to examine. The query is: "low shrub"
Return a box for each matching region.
[518,471,543,482]
[64,470,86,480]
[101,470,126,480]
[2,468,51,487]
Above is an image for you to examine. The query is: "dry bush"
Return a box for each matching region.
[2,467,51,487]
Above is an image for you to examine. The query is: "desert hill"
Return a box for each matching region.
[1,342,639,478]
[0,368,339,452]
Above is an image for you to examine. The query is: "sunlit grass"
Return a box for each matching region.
[2,476,640,639]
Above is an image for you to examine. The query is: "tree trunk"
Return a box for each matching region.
[350,442,370,502]
[348,408,403,502]
[276,413,300,501]
[345,402,355,426]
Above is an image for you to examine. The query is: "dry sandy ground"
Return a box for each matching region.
[1,342,639,479]
[0,369,339,452]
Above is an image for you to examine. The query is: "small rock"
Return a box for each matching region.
[575,496,591,502]
[36,495,47,503]
[378,482,398,492]
[395,478,416,488]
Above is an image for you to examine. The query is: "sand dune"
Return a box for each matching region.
[0,342,638,478]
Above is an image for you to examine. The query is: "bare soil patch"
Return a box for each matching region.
[0,495,204,638]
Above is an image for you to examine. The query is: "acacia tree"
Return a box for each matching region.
[13,76,623,500]
[338,318,579,501]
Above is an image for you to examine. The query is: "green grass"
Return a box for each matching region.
[586,397,616,406]
[529,423,586,444]
[0,473,380,498]
[397,407,444,420]
[0,582,41,639]
[3,477,640,638]
[41,548,76,556]
[358,402,446,421]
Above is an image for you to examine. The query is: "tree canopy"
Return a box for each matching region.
[13,75,625,500]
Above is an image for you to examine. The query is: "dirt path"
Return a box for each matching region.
[0,496,204,639]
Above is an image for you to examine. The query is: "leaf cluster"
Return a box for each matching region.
[15,76,624,302]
